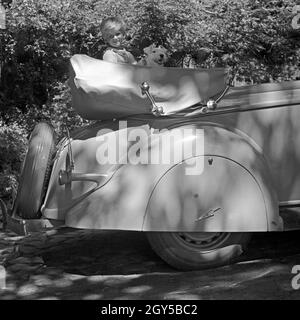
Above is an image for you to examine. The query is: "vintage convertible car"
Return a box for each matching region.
[2,54,300,270]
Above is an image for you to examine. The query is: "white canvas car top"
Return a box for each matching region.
[69,54,228,120]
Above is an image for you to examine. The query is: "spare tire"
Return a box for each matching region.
[0,198,7,230]
[14,122,56,219]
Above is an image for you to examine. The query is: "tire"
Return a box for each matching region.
[147,231,251,270]
[14,122,56,219]
[0,198,7,230]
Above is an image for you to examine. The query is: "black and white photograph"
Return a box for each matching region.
[0,0,300,303]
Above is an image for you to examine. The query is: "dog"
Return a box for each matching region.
[138,44,168,67]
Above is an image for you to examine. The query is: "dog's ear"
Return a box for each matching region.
[158,45,167,54]
[143,47,149,55]
[143,44,153,55]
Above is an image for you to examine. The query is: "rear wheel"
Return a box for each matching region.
[14,122,56,219]
[147,231,251,270]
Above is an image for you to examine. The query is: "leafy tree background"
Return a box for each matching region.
[0,0,299,202]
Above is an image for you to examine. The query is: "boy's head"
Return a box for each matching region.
[100,17,126,48]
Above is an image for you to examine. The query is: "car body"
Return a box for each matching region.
[5,55,300,270]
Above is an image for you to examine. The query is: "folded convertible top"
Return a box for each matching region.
[69,54,228,120]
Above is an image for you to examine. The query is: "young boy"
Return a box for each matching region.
[100,17,137,65]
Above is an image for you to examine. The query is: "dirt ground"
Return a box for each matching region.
[0,226,300,300]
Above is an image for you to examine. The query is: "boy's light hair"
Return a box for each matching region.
[100,17,126,40]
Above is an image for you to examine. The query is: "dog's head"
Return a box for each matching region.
[143,44,168,66]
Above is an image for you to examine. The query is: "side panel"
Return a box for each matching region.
[41,119,153,220]
[207,106,300,202]
[63,123,281,232]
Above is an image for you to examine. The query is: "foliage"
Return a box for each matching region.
[1,0,299,122]
[196,0,300,83]
[0,120,27,203]
[0,0,299,201]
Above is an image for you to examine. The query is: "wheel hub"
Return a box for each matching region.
[177,232,229,250]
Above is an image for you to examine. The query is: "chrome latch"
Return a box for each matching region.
[207,99,217,110]
[140,82,164,116]
[199,99,218,114]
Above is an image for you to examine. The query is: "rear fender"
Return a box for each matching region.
[143,123,282,232]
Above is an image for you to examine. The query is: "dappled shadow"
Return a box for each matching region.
[41,230,172,275]
[44,80,300,234]
[1,228,300,299]
[43,229,300,275]
[213,82,300,203]
[241,230,300,261]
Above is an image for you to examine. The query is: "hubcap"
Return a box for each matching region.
[176,232,230,250]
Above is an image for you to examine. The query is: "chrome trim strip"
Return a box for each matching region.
[183,102,300,118]
[279,200,300,208]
